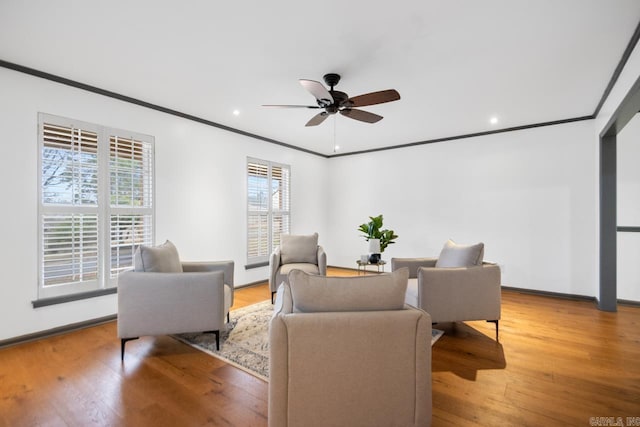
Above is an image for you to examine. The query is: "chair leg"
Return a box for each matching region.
[204,330,220,350]
[271,291,276,304]
[121,337,139,361]
[487,320,499,342]
[227,312,230,323]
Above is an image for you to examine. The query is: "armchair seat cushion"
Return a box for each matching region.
[405,277,419,307]
[278,262,320,276]
[269,234,327,302]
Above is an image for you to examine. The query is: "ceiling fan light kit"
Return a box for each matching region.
[264,73,400,127]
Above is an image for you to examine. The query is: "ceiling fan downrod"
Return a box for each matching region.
[323,73,341,90]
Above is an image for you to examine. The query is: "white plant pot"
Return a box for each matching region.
[368,238,381,254]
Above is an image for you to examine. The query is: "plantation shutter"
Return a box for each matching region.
[271,164,290,252]
[42,123,99,205]
[40,120,100,293]
[41,214,99,286]
[247,161,270,263]
[38,113,155,300]
[109,134,154,278]
[247,159,290,265]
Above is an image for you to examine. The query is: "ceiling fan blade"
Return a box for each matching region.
[340,109,383,123]
[262,104,321,109]
[349,89,400,107]
[300,79,334,105]
[305,112,329,127]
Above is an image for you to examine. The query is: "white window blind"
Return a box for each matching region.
[42,123,99,205]
[42,213,99,286]
[247,158,290,265]
[271,164,290,250]
[38,114,154,299]
[109,135,154,278]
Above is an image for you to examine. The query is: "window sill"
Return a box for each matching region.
[32,287,117,308]
[245,261,268,270]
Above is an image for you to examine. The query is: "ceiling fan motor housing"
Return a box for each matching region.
[322,90,350,113]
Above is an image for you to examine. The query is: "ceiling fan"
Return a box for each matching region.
[263,73,401,127]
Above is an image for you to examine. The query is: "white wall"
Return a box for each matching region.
[0,67,328,341]
[327,120,597,297]
[4,34,640,341]
[617,114,640,301]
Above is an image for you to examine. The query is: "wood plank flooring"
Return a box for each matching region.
[1,268,638,426]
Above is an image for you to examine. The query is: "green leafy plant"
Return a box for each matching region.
[357,214,398,253]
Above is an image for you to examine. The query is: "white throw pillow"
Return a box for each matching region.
[435,239,484,268]
[133,240,183,273]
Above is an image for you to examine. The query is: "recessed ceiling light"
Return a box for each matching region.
[489,116,499,125]
[334,145,340,152]
[233,109,240,116]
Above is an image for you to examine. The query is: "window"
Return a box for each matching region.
[38,113,154,300]
[247,158,290,266]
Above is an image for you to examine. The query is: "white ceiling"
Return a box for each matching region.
[2,1,640,156]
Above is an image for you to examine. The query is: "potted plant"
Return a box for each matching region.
[357,214,398,264]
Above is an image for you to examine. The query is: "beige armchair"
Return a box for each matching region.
[269,268,432,427]
[269,232,326,303]
[392,252,501,341]
[117,241,234,360]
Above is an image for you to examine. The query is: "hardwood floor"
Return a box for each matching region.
[1,268,638,426]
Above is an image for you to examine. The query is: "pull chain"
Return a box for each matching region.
[333,115,338,153]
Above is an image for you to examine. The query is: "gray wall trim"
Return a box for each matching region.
[245,261,269,270]
[598,73,640,313]
[501,285,596,303]
[617,226,640,232]
[0,40,628,160]
[32,287,117,308]
[0,314,116,349]
[599,134,617,311]
[328,115,594,158]
[600,73,640,138]
[234,279,269,289]
[593,19,640,118]
[618,298,640,308]
[0,58,328,159]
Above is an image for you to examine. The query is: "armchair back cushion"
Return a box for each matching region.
[435,239,484,268]
[134,240,183,273]
[288,268,409,313]
[279,232,318,265]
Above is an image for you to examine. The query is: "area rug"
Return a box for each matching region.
[175,300,272,381]
[176,301,444,382]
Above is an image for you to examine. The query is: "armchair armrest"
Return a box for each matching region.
[269,247,281,288]
[117,270,225,339]
[418,264,501,323]
[182,260,234,286]
[391,257,438,278]
[316,245,327,275]
[273,279,293,315]
[182,260,234,307]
